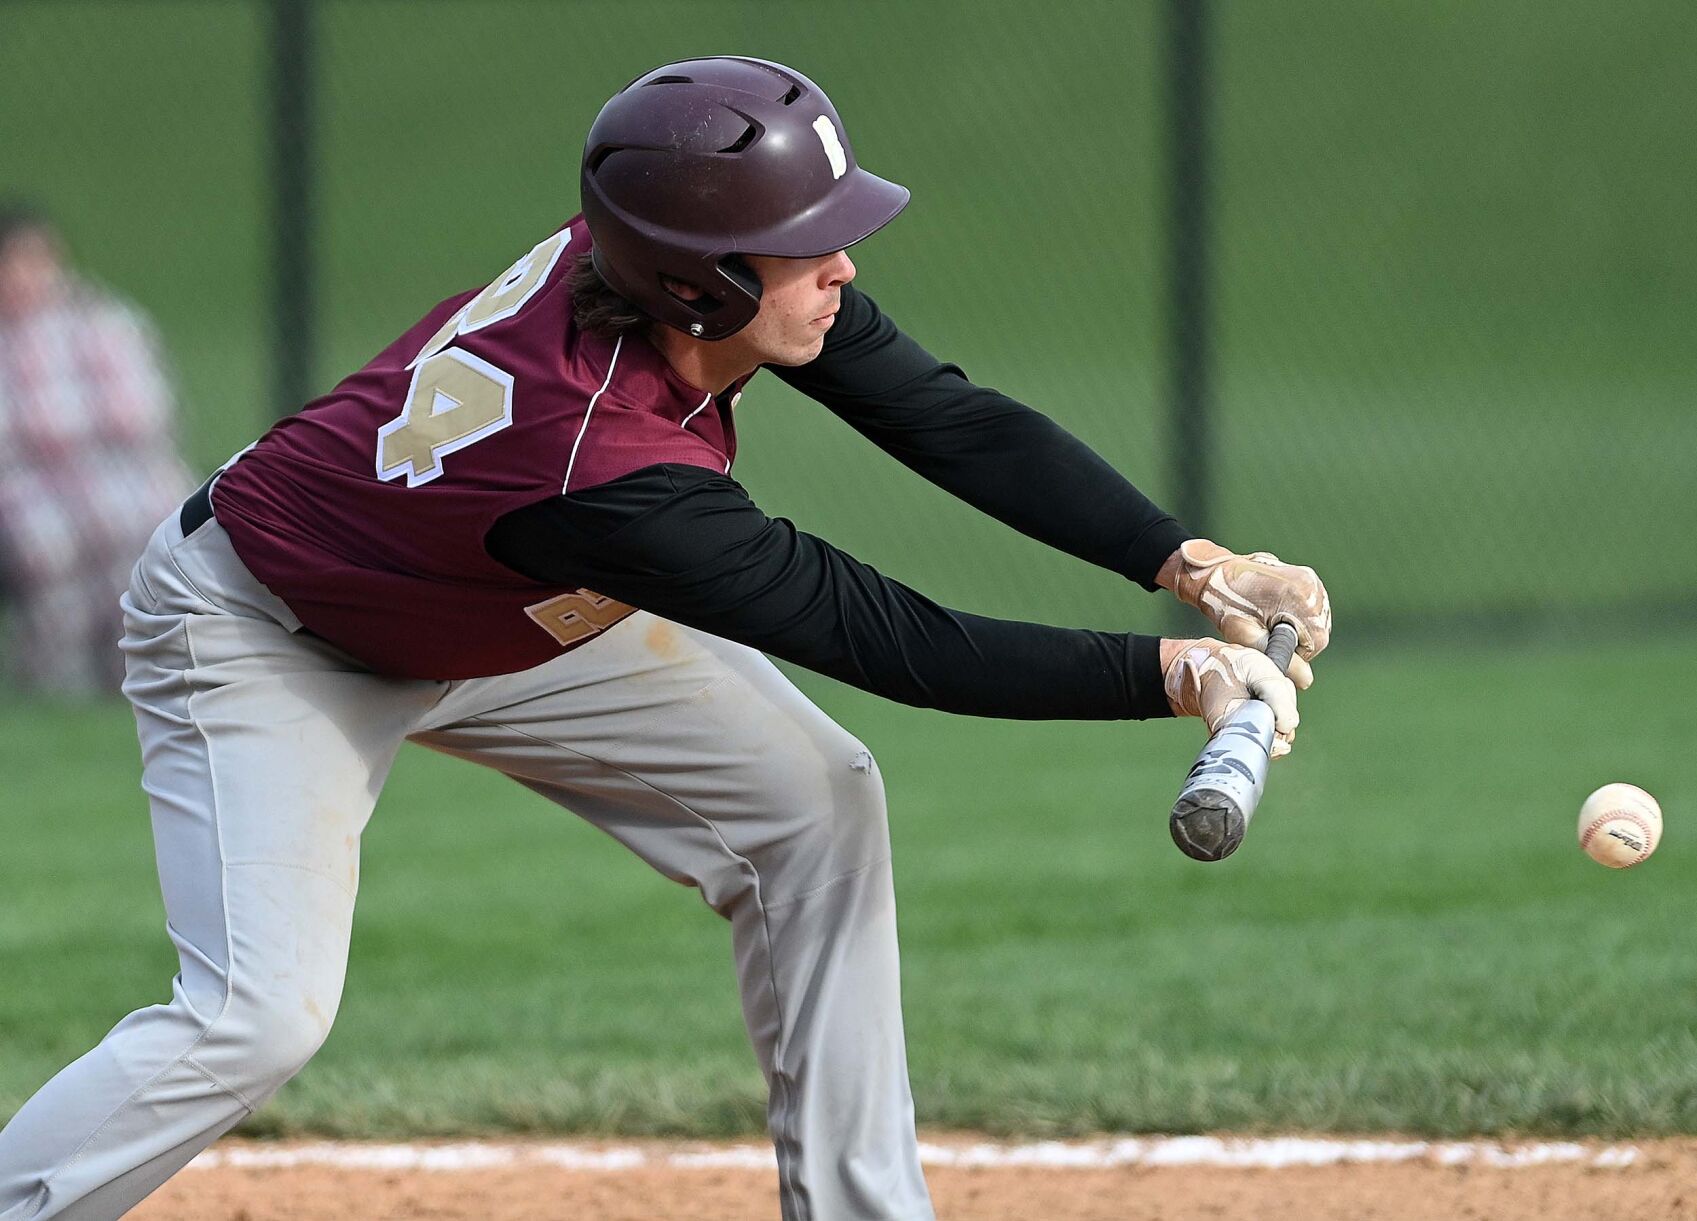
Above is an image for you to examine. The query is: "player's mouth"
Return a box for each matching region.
[810,310,837,328]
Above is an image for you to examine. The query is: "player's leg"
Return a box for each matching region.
[0,519,436,1221]
[411,614,932,1221]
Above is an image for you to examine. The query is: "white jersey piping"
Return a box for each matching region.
[562,334,623,493]
[680,391,712,429]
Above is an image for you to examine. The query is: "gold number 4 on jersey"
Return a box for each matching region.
[375,229,571,487]
[374,229,632,652]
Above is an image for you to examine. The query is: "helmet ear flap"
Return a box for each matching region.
[720,255,762,302]
[651,256,762,339]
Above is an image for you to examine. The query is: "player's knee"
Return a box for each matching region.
[696,727,892,914]
[209,986,342,1100]
[834,739,889,847]
[780,733,891,868]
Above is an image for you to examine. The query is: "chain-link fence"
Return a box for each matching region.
[3,0,1692,695]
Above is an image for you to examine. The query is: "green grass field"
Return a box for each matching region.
[3,637,1692,1138]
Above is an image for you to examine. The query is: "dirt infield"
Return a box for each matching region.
[133,1136,1697,1220]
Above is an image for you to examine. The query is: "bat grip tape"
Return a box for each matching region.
[1263,621,1300,673]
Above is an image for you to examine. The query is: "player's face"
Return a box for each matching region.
[738,251,856,366]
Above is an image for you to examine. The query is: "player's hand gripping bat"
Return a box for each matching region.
[1168,621,1299,862]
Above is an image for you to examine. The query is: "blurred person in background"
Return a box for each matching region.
[0,202,193,695]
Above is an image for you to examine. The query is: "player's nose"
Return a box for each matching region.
[822,250,855,289]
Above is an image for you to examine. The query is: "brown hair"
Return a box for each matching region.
[568,252,650,340]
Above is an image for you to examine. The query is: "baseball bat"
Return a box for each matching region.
[1168,621,1299,862]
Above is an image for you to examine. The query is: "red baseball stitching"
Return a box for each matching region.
[1580,810,1656,862]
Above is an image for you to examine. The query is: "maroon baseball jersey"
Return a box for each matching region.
[212,216,747,679]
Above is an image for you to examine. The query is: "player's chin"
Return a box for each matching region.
[763,333,828,367]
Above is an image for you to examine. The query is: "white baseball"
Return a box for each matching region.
[1577,782,1662,869]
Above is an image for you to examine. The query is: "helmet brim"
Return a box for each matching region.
[734,167,910,261]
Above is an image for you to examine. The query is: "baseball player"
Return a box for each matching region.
[0,57,1331,1221]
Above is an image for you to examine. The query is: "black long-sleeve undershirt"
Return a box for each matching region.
[488,464,1169,720]
[485,284,1189,721]
[772,285,1189,589]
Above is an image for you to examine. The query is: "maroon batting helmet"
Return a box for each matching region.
[580,57,910,340]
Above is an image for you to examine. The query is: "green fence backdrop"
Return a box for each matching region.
[3,0,1693,640]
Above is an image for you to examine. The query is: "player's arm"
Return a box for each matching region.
[769,283,1189,590]
[487,464,1175,721]
[772,286,1333,680]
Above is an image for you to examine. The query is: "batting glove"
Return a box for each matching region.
[1164,539,1332,689]
[1163,637,1300,759]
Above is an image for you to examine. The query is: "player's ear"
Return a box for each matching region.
[659,275,706,303]
[660,259,763,326]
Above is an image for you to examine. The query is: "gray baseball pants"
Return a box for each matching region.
[0,511,934,1221]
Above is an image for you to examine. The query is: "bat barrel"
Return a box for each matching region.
[1169,701,1278,859]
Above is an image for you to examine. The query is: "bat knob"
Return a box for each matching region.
[1170,793,1246,861]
